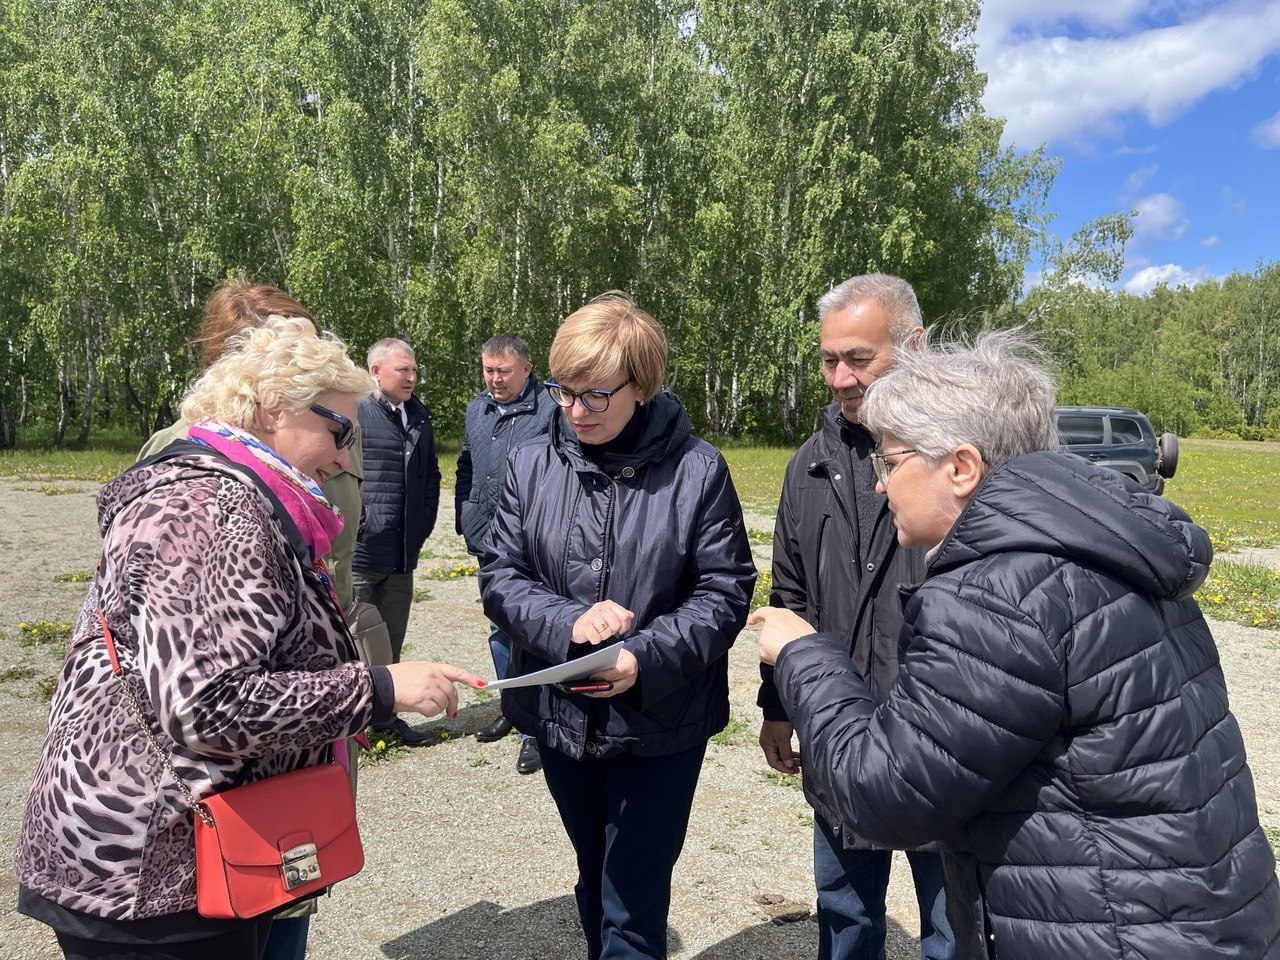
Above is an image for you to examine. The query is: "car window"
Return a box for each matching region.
[1110,417,1143,445]
[1057,415,1104,444]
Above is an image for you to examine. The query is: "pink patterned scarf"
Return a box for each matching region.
[187,419,344,562]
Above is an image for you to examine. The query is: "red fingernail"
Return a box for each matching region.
[477,680,487,687]
[450,712,457,719]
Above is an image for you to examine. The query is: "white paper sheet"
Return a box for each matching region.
[485,640,624,690]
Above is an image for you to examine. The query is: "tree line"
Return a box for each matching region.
[0,0,1054,446]
[2,1,1275,447]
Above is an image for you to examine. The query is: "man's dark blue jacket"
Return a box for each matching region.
[353,394,440,574]
[454,375,555,556]
[478,392,756,760]
[776,451,1280,959]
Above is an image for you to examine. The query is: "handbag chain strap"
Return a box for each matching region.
[99,609,216,827]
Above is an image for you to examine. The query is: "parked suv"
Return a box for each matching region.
[1055,406,1179,495]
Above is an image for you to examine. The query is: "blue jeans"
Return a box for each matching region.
[488,622,531,741]
[262,915,310,960]
[813,813,954,960]
[540,741,707,960]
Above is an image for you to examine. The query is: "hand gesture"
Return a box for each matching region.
[387,661,487,719]
[571,600,635,645]
[748,606,817,666]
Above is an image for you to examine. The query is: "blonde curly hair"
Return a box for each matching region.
[180,316,374,429]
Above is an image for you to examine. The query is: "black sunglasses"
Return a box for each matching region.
[311,404,356,450]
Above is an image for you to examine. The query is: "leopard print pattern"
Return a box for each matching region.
[15,454,375,919]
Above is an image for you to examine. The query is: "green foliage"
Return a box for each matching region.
[1195,560,1280,631]
[16,619,72,647]
[752,570,774,610]
[1,0,1054,447]
[710,713,750,746]
[1013,261,1280,440]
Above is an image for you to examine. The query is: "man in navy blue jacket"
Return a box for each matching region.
[455,333,554,773]
[354,337,441,746]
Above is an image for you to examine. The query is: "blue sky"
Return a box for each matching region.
[974,0,1280,294]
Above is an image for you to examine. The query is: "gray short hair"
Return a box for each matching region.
[817,274,922,345]
[482,334,530,363]
[859,328,1059,468]
[367,338,415,370]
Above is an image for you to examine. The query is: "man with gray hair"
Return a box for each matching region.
[455,333,555,774]
[757,274,954,959]
[355,337,441,746]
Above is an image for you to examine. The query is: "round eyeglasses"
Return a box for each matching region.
[544,377,634,413]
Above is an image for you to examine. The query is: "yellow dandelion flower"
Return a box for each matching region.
[441,731,450,740]
[376,739,386,751]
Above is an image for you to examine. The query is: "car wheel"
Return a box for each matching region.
[1156,433,1179,478]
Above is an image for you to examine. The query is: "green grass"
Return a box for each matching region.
[0,427,141,480]
[1165,439,1280,549]
[710,713,750,746]
[1195,559,1280,631]
[720,446,792,505]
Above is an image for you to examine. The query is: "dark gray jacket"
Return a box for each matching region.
[353,394,440,574]
[758,404,925,847]
[454,376,555,555]
[776,451,1280,960]
[479,392,756,760]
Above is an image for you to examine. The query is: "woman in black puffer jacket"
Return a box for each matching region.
[753,330,1280,960]
[479,293,755,960]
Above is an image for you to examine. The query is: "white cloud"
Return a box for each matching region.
[979,0,1280,147]
[1132,192,1189,242]
[1253,109,1280,146]
[1122,164,1159,194]
[1201,234,1223,247]
[1123,263,1211,294]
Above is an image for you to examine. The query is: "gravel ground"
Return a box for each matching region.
[1,477,1277,960]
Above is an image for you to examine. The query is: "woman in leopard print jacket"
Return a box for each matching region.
[14,317,481,960]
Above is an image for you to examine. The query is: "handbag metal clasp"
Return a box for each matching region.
[281,842,321,890]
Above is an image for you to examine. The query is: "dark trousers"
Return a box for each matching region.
[539,741,707,960]
[55,919,273,959]
[352,569,414,662]
[813,813,955,960]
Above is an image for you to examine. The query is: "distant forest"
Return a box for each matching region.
[1,1,1276,445]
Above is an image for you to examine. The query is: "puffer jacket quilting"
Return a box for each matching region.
[775,450,1280,960]
[454,376,555,555]
[478,392,757,760]
[354,394,440,573]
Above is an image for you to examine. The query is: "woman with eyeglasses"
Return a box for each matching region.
[479,292,756,960]
[751,330,1280,959]
[16,316,482,960]
[133,279,368,960]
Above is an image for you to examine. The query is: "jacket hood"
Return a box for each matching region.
[930,450,1211,602]
[551,390,692,473]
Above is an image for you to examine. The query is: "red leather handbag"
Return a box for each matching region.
[193,763,363,918]
[100,611,365,919]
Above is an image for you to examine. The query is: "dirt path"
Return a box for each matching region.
[1,478,1277,960]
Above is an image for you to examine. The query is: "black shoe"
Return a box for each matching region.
[373,716,433,747]
[475,716,514,743]
[516,738,542,775]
